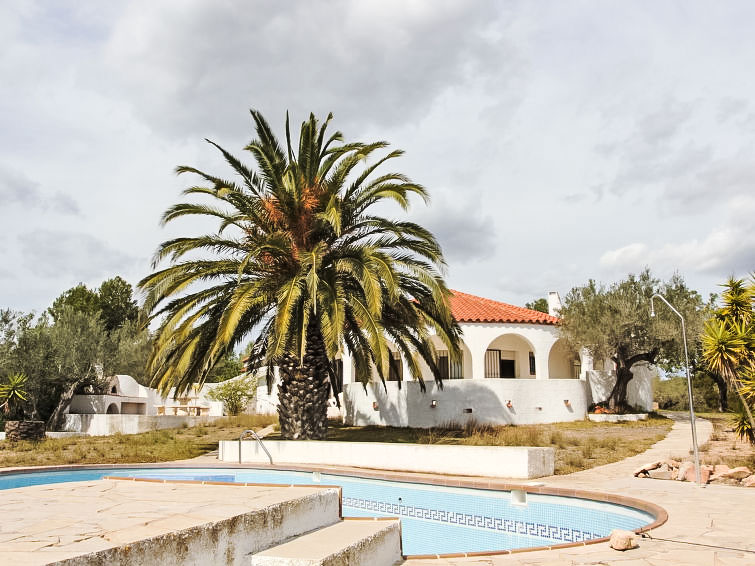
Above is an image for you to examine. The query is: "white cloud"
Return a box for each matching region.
[18,230,138,280]
[600,226,755,277]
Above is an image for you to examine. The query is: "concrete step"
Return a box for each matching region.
[251,517,403,566]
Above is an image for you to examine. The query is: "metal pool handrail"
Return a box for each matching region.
[239,429,273,465]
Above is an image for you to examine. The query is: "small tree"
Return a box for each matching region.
[207,374,258,416]
[559,270,708,411]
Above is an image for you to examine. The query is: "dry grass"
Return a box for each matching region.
[0,413,675,475]
[270,414,673,474]
[694,412,755,470]
[0,414,277,469]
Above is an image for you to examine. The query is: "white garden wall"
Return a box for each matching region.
[62,414,219,435]
[343,379,588,427]
[219,439,555,478]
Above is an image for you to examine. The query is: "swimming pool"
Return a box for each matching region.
[0,466,659,556]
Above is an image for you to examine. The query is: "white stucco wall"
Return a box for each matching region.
[68,375,229,417]
[219,439,555,478]
[69,394,147,415]
[61,414,220,435]
[343,379,588,427]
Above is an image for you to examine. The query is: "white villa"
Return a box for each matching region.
[257,290,654,426]
[64,289,653,433]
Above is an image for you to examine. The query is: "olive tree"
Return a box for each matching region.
[559,270,708,411]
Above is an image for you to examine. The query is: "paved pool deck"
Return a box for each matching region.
[404,413,755,566]
[0,479,339,565]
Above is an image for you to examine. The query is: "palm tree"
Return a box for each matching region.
[702,276,755,440]
[140,110,461,439]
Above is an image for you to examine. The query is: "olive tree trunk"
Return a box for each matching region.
[277,319,331,440]
[607,347,657,412]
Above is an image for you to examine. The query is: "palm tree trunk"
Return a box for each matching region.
[277,319,330,439]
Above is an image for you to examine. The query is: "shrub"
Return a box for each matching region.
[207,374,259,416]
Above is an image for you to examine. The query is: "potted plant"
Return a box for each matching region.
[1,373,45,442]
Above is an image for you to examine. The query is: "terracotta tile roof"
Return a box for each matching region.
[449,290,560,325]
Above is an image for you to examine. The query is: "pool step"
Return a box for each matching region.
[251,517,403,566]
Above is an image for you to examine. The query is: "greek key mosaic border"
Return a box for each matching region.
[342,497,600,543]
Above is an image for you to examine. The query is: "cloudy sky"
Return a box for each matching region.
[1,1,753,314]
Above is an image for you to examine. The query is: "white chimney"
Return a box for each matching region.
[547,292,562,317]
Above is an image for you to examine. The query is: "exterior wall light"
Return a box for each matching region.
[372,401,379,411]
[506,400,513,409]
[563,399,571,406]
[463,408,473,413]
[430,399,438,408]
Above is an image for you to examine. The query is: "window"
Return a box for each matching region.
[485,349,501,378]
[388,351,403,381]
[572,359,582,379]
[437,350,463,379]
[333,359,344,393]
[529,352,536,375]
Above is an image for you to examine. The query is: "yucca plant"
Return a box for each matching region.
[140,110,461,439]
[702,275,755,443]
[0,373,29,421]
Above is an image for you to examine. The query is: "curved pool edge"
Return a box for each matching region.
[0,462,668,559]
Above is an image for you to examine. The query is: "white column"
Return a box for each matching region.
[471,348,487,380]
[536,348,550,379]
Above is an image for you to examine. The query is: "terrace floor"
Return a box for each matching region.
[0,479,339,565]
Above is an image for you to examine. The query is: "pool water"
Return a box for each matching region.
[0,467,654,555]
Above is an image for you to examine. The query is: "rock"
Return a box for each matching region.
[666,459,681,468]
[677,461,694,481]
[713,464,731,476]
[719,467,752,480]
[683,465,710,483]
[610,529,639,551]
[633,461,662,477]
[742,475,755,487]
[648,469,672,480]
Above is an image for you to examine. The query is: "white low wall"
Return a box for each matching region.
[61,414,219,435]
[219,439,555,478]
[343,379,588,427]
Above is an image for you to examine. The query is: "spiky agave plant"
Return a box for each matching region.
[0,373,29,421]
[140,110,461,439]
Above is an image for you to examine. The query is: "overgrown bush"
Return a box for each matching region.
[207,374,258,415]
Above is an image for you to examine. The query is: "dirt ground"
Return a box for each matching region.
[697,412,755,469]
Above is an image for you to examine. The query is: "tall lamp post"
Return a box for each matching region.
[650,293,702,485]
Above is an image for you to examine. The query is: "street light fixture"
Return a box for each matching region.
[650,293,702,485]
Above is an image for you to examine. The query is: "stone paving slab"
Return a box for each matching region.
[0,479,340,565]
